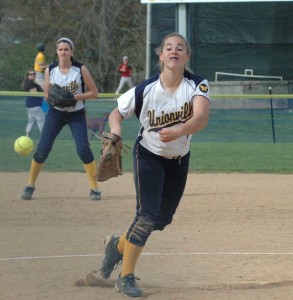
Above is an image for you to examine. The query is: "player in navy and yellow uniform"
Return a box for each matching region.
[98,33,211,297]
[21,38,101,201]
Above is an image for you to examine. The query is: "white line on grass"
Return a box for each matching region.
[1,252,293,262]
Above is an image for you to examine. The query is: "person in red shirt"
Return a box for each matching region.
[115,56,133,94]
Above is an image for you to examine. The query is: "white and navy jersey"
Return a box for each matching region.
[49,62,85,112]
[117,70,211,159]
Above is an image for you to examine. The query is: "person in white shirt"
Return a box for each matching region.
[21,37,101,201]
[98,32,211,297]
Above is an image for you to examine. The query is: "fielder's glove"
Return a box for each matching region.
[48,84,77,108]
[95,132,123,182]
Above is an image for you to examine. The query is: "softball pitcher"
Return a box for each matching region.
[21,37,101,201]
[98,33,211,297]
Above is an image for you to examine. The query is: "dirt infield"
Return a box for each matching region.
[0,172,292,300]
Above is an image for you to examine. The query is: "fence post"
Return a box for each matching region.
[269,87,276,143]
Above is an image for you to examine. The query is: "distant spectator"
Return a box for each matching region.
[34,43,48,88]
[24,68,45,137]
[115,56,133,94]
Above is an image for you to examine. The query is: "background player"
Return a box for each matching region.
[115,56,133,94]
[98,32,211,297]
[21,37,101,201]
[34,43,48,89]
[23,68,45,137]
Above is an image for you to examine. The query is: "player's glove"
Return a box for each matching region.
[48,84,77,108]
[95,132,123,182]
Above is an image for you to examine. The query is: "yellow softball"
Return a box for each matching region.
[14,136,34,156]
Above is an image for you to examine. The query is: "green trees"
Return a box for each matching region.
[0,0,146,92]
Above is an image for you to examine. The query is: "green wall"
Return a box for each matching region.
[150,2,293,81]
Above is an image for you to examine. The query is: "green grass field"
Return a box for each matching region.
[1,139,292,173]
[1,96,292,173]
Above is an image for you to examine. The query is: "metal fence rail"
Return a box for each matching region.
[1,93,292,143]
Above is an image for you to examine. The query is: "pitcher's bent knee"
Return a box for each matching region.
[127,216,157,247]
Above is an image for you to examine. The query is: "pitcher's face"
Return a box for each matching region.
[159,36,190,71]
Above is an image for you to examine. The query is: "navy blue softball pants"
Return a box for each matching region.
[33,106,94,164]
[126,140,190,247]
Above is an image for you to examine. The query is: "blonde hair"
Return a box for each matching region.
[155,32,191,72]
